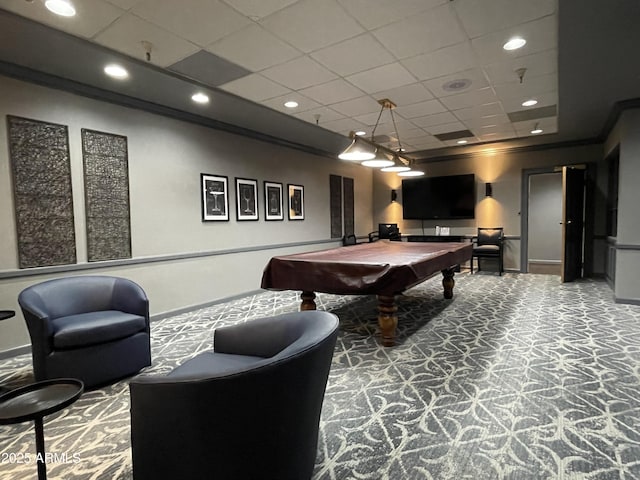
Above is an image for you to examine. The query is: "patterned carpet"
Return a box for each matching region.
[1,273,640,479]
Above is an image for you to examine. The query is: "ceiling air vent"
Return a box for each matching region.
[507,105,557,123]
[434,129,474,141]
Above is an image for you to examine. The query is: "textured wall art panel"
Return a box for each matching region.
[7,115,76,268]
[343,177,354,236]
[329,174,342,238]
[81,129,131,262]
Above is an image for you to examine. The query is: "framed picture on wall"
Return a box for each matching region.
[236,177,259,221]
[264,181,284,221]
[288,184,304,220]
[201,173,229,221]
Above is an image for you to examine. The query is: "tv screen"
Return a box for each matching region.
[402,174,475,220]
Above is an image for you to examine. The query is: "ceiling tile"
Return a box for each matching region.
[483,49,557,85]
[259,92,322,114]
[259,0,364,53]
[221,0,299,20]
[0,0,126,39]
[402,41,477,81]
[411,111,459,128]
[104,0,140,8]
[454,0,556,39]
[131,0,252,47]
[472,15,557,65]
[299,79,364,105]
[514,116,557,135]
[219,73,291,101]
[319,117,368,135]
[399,127,429,140]
[206,24,301,72]
[337,0,445,30]
[372,4,466,59]
[409,136,444,149]
[462,113,511,129]
[423,68,490,98]
[453,102,505,120]
[330,96,381,117]
[395,99,447,119]
[373,83,434,106]
[439,86,498,110]
[261,56,338,90]
[94,13,199,67]
[346,62,416,94]
[493,73,557,100]
[501,92,557,113]
[169,50,251,87]
[310,34,395,77]
[294,106,345,125]
[427,121,469,135]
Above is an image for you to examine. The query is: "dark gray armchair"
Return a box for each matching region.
[129,310,339,480]
[18,275,151,389]
[471,227,504,275]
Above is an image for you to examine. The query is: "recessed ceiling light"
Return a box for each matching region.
[191,92,210,104]
[284,101,298,108]
[45,0,76,17]
[104,64,128,79]
[457,140,468,144]
[531,128,543,134]
[503,37,526,51]
[355,131,366,136]
[522,99,538,107]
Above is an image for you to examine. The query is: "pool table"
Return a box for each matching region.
[261,240,472,346]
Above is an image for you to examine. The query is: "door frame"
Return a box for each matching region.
[520,166,558,273]
[521,163,596,276]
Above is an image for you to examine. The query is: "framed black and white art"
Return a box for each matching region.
[236,177,259,221]
[264,181,283,221]
[288,184,304,220]
[201,174,229,221]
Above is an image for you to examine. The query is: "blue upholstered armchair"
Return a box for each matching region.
[18,275,151,389]
[129,310,339,480]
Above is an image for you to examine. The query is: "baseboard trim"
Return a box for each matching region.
[0,345,30,361]
[614,296,640,306]
[150,289,265,322]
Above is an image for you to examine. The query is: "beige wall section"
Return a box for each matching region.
[373,144,604,272]
[0,75,373,353]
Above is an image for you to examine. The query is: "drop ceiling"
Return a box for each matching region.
[0,0,638,162]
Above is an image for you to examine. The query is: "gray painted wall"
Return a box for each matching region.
[0,75,374,353]
[605,108,640,303]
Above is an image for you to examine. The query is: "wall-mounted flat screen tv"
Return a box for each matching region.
[402,174,475,220]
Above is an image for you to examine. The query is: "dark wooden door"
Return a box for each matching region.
[561,166,585,282]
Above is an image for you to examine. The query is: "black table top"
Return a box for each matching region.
[0,310,15,321]
[0,378,84,425]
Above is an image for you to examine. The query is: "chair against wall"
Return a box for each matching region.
[342,233,357,246]
[471,227,504,275]
[129,310,339,480]
[18,275,151,389]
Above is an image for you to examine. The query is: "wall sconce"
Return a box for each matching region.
[391,189,398,202]
[485,182,493,197]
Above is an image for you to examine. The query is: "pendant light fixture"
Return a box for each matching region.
[338,98,424,176]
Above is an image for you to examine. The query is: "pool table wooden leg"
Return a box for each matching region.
[377,295,398,347]
[442,268,455,299]
[300,291,317,310]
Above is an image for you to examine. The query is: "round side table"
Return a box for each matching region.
[0,378,84,480]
